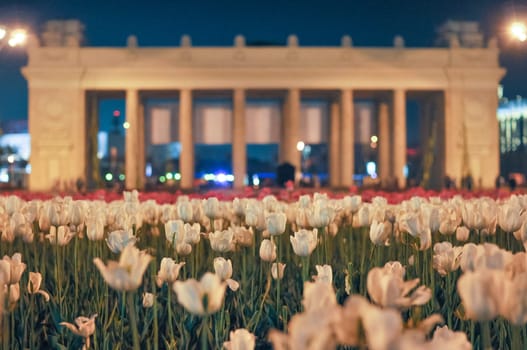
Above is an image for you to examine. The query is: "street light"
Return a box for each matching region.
[510,21,527,42]
[0,25,28,50]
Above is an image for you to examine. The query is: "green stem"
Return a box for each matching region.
[275,237,281,325]
[481,321,491,350]
[200,315,210,350]
[151,264,159,350]
[127,292,140,350]
[167,285,175,341]
[512,324,522,350]
[359,227,368,295]
[74,236,79,315]
[302,255,310,283]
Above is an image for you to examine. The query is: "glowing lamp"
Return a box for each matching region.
[7,29,27,47]
[510,21,527,42]
[296,141,305,151]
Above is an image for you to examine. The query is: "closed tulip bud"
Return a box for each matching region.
[357,205,370,227]
[456,226,470,242]
[271,263,286,280]
[265,212,287,236]
[259,239,277,262]
[0,253,26,285]
[177,199,194,222]
[203,197,222,219]
[86,215,105,241]
[142,293,154,308]
[498,202,523,233]
[214,257,234,280]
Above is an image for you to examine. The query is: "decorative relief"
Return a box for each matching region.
[34,91,75,137]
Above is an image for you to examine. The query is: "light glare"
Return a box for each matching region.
[510,21,527,42]
[8,29,27,47]
[296,141,305,151]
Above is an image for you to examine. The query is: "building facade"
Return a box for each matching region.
[498,95,527,177]
[22,21,505,191]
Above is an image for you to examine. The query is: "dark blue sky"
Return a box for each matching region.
[1,0,527,122]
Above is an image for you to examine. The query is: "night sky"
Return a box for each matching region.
[1,0,527,122]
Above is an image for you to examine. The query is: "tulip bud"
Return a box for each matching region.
[259,239,277,262]
[142,292,154,308]
[271,263,286,280]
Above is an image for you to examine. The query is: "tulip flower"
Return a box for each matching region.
[93,244,152,291]
[173,272,227,315]
[430,326,472,350]
[265,212,287,236]
[313,264,333,284]
[60,314,98,349]
[86,214,105,241]
[209,228,235,253]
[203,197,222,220]
[142,293,154,308]
[367,263,432,309]
[4,283,20,311]
[369,220,390,246]
[27,272,50,301]
[232,226,254,247]
[290,229,318,257]
[455,226,470,242]
[457,269,503,321]
[0,253,26,285]
[259,239,277,262]
[271,263,286,280]
[245,201,265,229]
[223,328,256,350]
[432,242,463,276]
[106,229,136,253]
[156,258,185,287]
[46,225,76,246]
[498,201,523,233]
[213,257,239,291]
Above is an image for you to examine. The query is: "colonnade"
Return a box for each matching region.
[122,88,409,190]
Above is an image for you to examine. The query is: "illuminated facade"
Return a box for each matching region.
[498,96,527,175]
[22,21,505,191]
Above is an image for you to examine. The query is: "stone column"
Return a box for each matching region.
[392,89,407,189]
[137,102,145,189]
[179,89,194,189]
[378,102,390,185]
[329,100,341,187]
[444,89,463,188]
[340,89,354,187]
[125,89,139,189]
[232,88,246,189]
[281,88,301,173]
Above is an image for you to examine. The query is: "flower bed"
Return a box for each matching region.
[0,189,526,349]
